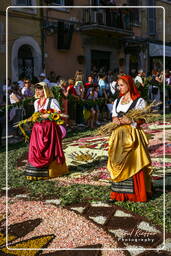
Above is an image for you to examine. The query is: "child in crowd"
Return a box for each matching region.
[85,85,99,129]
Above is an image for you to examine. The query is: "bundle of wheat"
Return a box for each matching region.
[97,101,161,136]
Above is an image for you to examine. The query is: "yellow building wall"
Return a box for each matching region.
[0,0,42,83]
[45,31,84,78]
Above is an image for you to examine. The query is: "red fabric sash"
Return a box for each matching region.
[28,120,65,168]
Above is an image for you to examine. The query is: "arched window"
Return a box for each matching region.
[18,44,34,79]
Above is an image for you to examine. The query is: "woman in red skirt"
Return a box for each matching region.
[107,75,152,202]
[25,82,68,180]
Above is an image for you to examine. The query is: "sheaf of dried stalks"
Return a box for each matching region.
[97,101,161,136]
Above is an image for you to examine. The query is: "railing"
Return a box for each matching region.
[82,8,133,31]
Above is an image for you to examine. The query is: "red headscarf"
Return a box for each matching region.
[118,75,141,100]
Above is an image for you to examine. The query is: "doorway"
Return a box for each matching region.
[91,50,111,72]
[18,44,34,79]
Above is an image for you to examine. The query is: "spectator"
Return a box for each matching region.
[67,78,78,126]
[98,73,108,121]
[2,78,12,100]
[134,69,144,87]
[109,74,118,97]
[17,74,25,89]
[59,80,69,126]
[49,71,56,83]
[98,73,108,98]
[31,76,39,84]
[84,75,96,96]
[86,85,99,129]
[74,74,85,124]
[39,73,50,85]
[74,74,84,98]
[56,75,61,86]
[21,79,34,118]
[21,79,34,98]
[9,83,24,135]
[148,70,161,102]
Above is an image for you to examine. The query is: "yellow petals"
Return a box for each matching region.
[52,113,60,120]
[56,120,64,125]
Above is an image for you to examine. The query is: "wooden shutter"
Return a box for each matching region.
[57,22,74,50]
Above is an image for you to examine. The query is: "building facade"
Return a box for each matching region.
[43,0,141,78]
[0,0,171,83]
[0,0,42,84]
[43,0,170,79]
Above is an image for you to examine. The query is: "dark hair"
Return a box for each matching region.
[35,84,43,90]
[99,73,105,79]
[11,83,19,92]
[32,76,39,84]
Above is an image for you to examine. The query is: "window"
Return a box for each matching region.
[11,0,37,13]
[52,0,64,4]
[51,0,73,5]
[57,22,74,50]
[16,0,32,5]
[148,0,156,35]
[128,0,140,25]
[0,23,5,53]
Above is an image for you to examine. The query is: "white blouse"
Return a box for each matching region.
[34,98,61,112]
[112,97,146,117]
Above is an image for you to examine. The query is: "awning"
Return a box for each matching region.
[149,43,171,57]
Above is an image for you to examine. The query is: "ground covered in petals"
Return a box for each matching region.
[0,117,171,254]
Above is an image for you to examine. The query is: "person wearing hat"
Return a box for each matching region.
[39,73,50,85]
[25,82,68,180]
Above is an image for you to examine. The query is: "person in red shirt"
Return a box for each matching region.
[67,79,79,125]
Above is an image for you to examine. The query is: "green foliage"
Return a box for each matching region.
[51,86,63,106]
[0,97,34,114]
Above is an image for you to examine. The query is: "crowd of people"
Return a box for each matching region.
[0,68,170,203]
[0,68,171,140]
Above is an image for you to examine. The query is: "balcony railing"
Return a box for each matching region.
[82,8,133,31]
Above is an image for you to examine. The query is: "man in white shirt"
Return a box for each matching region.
[134,70,144,87]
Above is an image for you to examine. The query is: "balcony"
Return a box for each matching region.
[80,8,133,38]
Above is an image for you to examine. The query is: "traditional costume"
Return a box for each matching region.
[25,82,68,180]
[107,75,152,202]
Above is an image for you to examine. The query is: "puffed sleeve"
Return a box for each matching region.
[34,99,39,112]
[131,98,147,128]
[135,98,147,110]
[111,99,118,117]
[50,98,61,112]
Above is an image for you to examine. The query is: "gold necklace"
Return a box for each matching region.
[121,97,131,105]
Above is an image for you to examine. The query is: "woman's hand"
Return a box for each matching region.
[41,113,49,119]
[112,117,121,125]
[119,115,132,125]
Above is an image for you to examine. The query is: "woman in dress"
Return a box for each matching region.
[9,83,24,136]
[25,82,68,180]
[59,79,69,126]
[107,75,152,202]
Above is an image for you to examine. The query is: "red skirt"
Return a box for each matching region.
[110,170,151,202]
[25,120,67,179]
